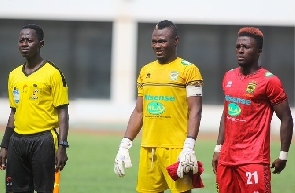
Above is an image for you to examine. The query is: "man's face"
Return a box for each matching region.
[151,27,178,64]
[18,28,43,59]
[236,36,261,67]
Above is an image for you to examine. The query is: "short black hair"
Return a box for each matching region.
[238,27,263,49]
[21,24,44,41]
[155,20,178,37]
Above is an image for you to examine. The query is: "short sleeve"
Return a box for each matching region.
[7,73,16,108]
[265,76,287,105]
[137,68,144,97]
[50,70,69,107]
[185,64,203,86]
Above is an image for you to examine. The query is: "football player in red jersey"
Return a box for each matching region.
[212,27,293,193]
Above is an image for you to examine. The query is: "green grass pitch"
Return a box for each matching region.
[0,131,294,192]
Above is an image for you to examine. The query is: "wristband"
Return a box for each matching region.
[214,144,222,152]
[119,138,132,149]
[183,138,196,149]
[0,127,14,149]
[279,151,288,160]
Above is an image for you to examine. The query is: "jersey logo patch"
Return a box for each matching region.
[170,71,179,81]
[147,102,165,115]
[13,89,20,104]
[30,84,39,100]
[246,81,257,94]
[226,81,232,87]
[265,72,273,77]
[228,103,241,116]
[181,60,192,66]
[30,89,39,100]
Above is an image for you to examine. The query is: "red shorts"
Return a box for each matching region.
[216,163,271,193]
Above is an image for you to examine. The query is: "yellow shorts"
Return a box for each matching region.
[136,147,193,193]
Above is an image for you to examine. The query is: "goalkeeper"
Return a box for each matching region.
[114,20,203,193]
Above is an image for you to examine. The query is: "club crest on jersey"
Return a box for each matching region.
[170,71,179,81]
[246,81,257,94]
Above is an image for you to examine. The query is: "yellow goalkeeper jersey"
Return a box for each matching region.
[137,57,203,148]
[8,61,69,134]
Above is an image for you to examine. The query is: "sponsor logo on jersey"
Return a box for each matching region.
[170,71,179,81]
[246,81,257,94]
[225,95,251,105]
[181,60,192,66]
[226,81,232,87]
[147,102,165,115]
[265,72,273,77]
[144,95,175,101]
[228,103,241,116]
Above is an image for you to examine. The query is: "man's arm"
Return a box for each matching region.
[274,100,293,152]
[123,96,143,140]
[187,96,202,139]
[271,100,293,174]
[176,95,202,178]
[55,105,69,171]
[0,108,15,170]
[114,96,143,177]
[216,111,225,145]
[212,111,225,174]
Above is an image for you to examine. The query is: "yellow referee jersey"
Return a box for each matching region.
[8,61,69,134]
[137,57,203,148]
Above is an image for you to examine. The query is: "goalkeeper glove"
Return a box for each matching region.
[114,138,132,177]
[177,138,198,178]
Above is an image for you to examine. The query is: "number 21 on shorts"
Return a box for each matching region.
[246,171,258,185]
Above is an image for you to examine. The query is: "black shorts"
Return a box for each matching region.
[6,130,56,192]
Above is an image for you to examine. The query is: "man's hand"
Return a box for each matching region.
[212,152,220,174]
[114,138,132,177]
[55,146,68,171]
[177,138,198,178]
[271,158,287,174]
[0,148,8,170]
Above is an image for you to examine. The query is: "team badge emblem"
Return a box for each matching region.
[170,71,179,81]
[246,81,257,94]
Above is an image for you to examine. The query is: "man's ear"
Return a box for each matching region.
[40,40,44,48]
[174,36,179,46]
[257,48,262,56]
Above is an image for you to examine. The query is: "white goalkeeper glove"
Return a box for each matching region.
[177,138,198,178]
[114,138,133,177]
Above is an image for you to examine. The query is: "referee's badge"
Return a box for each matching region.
[13,89,20,104]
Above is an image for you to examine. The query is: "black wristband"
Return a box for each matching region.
[0,127,14,149]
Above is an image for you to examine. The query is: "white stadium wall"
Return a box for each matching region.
[0,0,294,133]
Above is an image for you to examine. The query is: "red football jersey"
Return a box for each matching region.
[219,67,287,166]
